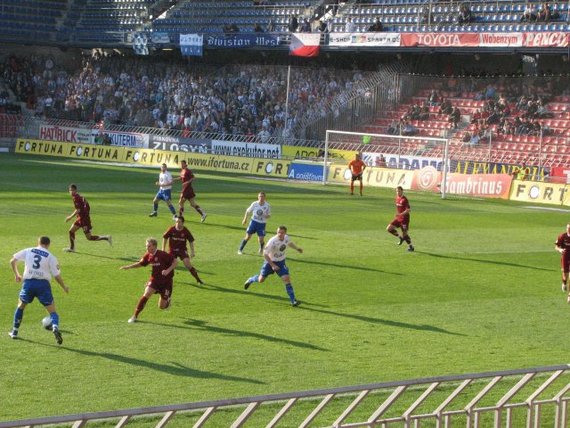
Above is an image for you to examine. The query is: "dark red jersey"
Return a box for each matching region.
[72,193,90,219]
[395,195,410,218]
[180,167,195,190]
[556,233,570,250]
[163,226,194,255]
[139,250,175,284]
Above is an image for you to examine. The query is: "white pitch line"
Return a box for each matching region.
[525,206,570,213]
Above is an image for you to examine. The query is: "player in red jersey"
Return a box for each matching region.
[120,238,178,323]
[173,160,207,223]
[386,186,414,252]
[348,153,367,196]
[64,184,112,252]
[162,216,204,285]
[555,223,570,301]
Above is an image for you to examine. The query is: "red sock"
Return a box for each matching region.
[189,267,202,282]
[69,231,75,249]
[88,235,100,241]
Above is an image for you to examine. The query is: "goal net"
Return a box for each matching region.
[323,130,451,198]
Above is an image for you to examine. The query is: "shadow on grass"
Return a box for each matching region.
[143,318,328,352]
[417,251,552,272]
[18,338,264,384]
[183,281,329,308]
[288,257,402,275]
[65,250,134,263]
[298,307,465,336]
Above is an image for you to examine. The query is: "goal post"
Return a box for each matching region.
[323,130,451,199]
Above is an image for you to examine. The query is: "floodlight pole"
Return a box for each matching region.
[323,130,329,185]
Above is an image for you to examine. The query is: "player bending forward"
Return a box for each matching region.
[64,184,112,252]
[120,238,178,323]
[386,186,414,252]
[9,236,69,344]
[243,226,302,307]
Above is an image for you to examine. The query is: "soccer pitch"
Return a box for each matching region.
[0,154,568,422]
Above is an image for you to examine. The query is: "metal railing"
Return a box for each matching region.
[1,364,569,428]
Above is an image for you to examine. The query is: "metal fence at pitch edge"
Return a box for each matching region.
[1,364,569,428]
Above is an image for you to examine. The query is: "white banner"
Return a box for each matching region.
[362,152,445,171]
[479,32,523,47]
[329,32,401,47]
[103,131,149,148]
[211,140,281,159]
[39,125,92,144]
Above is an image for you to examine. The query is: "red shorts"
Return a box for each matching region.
[172,249,189,260]
[182,186,196,200]
[390,215,409,231]
[74,217,92,234]
[146,280,173,301]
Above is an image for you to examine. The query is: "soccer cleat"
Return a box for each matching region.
[128,316,137,324]
[407,246,415,252]
[197,279,205,285]
[562,283,568,292]
[8,331,17,339]
[63,248,75,253]
[292,300,301,307]
[397,237,404,246]
[172,215,178,221]
[149,212,157,217]
[200,214,207,223]
[106,235,113,246]
[237,250,243,255]
[244,280,252,290]
[52,327,63,345]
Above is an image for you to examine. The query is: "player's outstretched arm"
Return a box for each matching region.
[120,262,143,270]
[288,242,303,253]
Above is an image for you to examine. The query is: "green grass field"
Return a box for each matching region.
[0,153,568,424]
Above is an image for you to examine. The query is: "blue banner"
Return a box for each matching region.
[180,34,203,57]
[288,162,325,182]
[206,33,280,48]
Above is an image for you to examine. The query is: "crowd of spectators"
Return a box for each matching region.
[521,2,559,22]
[1,53,367,139]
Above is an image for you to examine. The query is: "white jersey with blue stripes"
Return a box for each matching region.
[13,247,60,281]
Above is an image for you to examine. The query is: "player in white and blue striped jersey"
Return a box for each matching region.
[9,236,69,344]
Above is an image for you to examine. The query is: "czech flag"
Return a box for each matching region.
[289,33,321,57]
